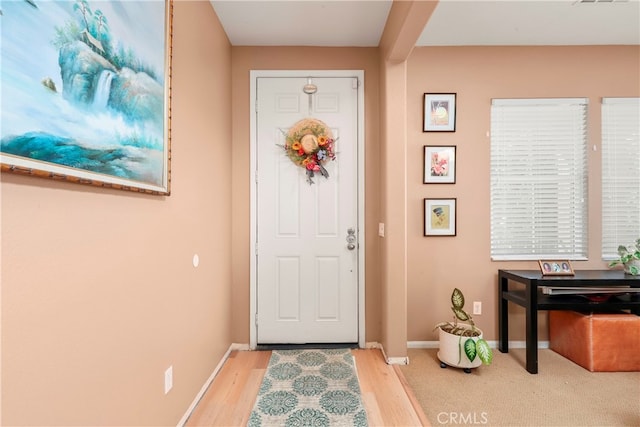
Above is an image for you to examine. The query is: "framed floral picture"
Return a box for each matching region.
[424,198,457,236]
[423,93,456,132]
[424,145,456,184]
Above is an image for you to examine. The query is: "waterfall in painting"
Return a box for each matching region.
[93,70,114,109]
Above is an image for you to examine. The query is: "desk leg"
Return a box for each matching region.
[525,282,538,374]
[632,286,640,316]
[498,274,509,353]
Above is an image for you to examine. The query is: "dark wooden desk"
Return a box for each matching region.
[498,269,640,374]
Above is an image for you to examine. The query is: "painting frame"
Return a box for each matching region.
[0,0,173,195]
[424,145,456,184]
[424,198,457,236]
[423,93,456,132]
[538,260,575,276]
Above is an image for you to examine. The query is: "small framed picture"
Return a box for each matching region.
[424,145,456,184]
[424,198,456,236]
[538,260,574,276]
[423,93,456,132]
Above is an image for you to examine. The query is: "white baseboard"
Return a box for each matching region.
[177,343,249,427]
[387,356,410,365]
[365,341,409,365]
[230,342,251,351]
[407,340,550,349]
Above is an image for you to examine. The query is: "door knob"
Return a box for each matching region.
[346,228,356,250]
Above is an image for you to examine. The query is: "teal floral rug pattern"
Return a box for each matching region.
[248,348,369,427]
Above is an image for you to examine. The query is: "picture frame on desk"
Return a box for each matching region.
[538,260,574,276]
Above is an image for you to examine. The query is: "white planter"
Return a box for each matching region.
[437,325,483,369]
[624,259,640,275]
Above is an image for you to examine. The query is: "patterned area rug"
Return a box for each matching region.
[248,348,368,427]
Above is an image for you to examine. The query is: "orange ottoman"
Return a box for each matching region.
[549,310,640,372]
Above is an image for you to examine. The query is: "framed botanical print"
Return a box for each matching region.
[424,145,456,184]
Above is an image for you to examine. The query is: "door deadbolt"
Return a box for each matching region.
[346,228,356,250]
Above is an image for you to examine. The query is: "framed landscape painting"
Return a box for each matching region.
[0,0,173,195]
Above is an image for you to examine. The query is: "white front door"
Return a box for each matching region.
[254,74,360,344]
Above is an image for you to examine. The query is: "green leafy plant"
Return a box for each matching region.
[434,288,493,365]
[608,238,640,275]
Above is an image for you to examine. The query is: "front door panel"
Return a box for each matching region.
[256,76,359,343]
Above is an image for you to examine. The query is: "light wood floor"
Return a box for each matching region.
[185,348,429,426]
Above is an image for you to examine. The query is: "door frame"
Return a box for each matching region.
[249,70,366,349]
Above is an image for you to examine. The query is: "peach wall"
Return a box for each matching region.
[376,0,439,359]
[229,47,382,343]
[407,45,640,343]
[378,60,409,357]
[1,2,232,425]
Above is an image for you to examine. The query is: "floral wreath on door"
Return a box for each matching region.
[280,118,336,184]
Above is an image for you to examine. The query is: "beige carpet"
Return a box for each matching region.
[400,348,640,426]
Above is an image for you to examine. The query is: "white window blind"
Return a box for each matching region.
[601,97,640,260]
[490,98,588,260]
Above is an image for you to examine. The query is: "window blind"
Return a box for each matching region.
[490,98,588,260]
[601,97,640,260]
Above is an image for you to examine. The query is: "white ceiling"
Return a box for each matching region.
[210,0,640,47]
